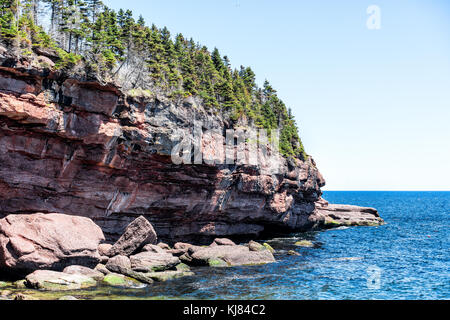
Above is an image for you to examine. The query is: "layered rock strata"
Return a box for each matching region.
[0,48,383,244]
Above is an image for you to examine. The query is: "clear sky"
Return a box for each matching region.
[105,0,450,191]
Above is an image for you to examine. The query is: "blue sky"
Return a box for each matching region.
[105,0,450,191]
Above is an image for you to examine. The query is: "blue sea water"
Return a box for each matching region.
[130,191,448,300]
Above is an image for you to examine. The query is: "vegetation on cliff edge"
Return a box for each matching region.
[0,0,307,159]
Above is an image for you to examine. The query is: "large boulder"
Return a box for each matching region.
[25,270,97,291]
[190,245,275,267]
[130,251,180,272]
[108,216,157,257]
[0,213,105,276]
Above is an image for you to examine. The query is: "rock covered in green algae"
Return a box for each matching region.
[102,273,144,288]
[248,241,275,253]
[175,263,190,272]
[25,270,97,291]
[294,240,314,248]
[0,281,7,288]
[263,243,275,253]
[207,258,229,267]
[126,269,193,283]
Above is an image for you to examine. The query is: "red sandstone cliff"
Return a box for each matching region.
[0,47,383,243]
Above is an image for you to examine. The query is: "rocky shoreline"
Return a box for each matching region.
[0,213,279,300]
[0,46,384,300]
[0,210,382,300]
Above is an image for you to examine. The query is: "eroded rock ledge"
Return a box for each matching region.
[0,48,383,244]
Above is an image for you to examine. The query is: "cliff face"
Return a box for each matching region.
[0,49,382,243]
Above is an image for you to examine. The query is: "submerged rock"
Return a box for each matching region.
[294,240,314,248]
[25,270,97,291]
[0,213,105,276]
[108,216,158,257]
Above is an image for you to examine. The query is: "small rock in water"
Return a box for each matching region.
[288,250,300,256]
[295,240,314,248]
[102,273,144,288]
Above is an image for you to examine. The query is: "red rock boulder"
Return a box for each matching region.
[0,213,105,276]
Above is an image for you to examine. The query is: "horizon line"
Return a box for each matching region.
[322,190,450,192]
